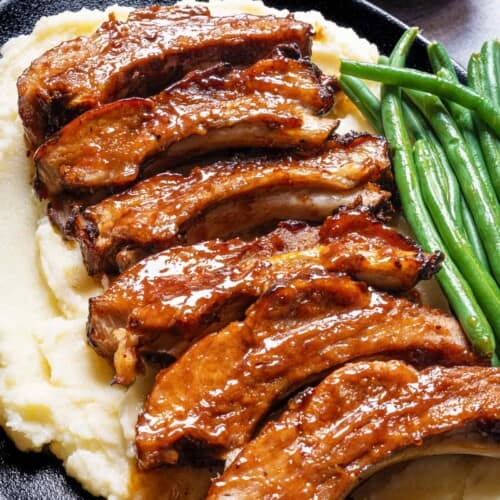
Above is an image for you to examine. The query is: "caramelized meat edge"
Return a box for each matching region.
[72,134,391,274]
[18,4,313,149]
[87,208,442,385]
[208,361,500,499]
[34,47,338,197]
[136,274,478,469]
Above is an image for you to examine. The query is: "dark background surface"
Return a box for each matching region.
[0,0,496,498]
[372,0,499,66]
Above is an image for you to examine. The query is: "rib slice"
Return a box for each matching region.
[87,208,442,385]
[18,4,313,149]
[181,184,389,246]
[207,361,500,499]
[34,47,337,196]
[72,134,391,274]
[135,274,478,469]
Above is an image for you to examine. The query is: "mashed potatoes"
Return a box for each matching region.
[0,1,497,499]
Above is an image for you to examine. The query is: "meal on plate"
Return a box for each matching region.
[0,1,499,499]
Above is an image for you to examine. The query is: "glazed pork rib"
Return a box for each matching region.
[34,47,338,197]
[87,208,442,385]
[135,274,477,469]
[18,4,313,149]
[72,134,391,274]
[48,185,388,254]
[208,361,500,499]
[181,184,388,246]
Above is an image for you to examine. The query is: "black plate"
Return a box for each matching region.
[0,1,464,499]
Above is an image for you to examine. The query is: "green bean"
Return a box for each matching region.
[401,100,462,225]
[383,47,492,271]
[388,27,419,67]
[494,40,500,105]
[437,67,495,201]
[468,54,500,198]
[461,199,491,271]
[433,64,499,265]
[340,60,500,136]
[481,41,499,107]
[382,88,496,360]
[427,41,456,75]
[381,30,496,361]
[403,97,492,270]
[404,96,492,265]
[339,75,382,133]
[404,88,500,282]
[414,140,500,338]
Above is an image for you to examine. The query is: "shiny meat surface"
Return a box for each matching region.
[135,274,477,469]
[73,134,391,274]
[208,361,500,499]
[34,47,337,196]
[87,209,442,385]
[88,221,320,380]
[18,4,313,149]
[181,184,389,245]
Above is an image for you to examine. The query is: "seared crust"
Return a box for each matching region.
[34,48,338,197]
[87,209,441,385]
[208,361,500,499]
[72,134,391,274]
[18,5,313,149]
[136,274,477,469]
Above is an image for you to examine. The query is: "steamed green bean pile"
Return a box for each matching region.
[339,32,500,364]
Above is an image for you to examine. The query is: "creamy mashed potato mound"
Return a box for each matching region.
[0,1,497,498]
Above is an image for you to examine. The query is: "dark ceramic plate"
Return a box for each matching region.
[0,1,465,499]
